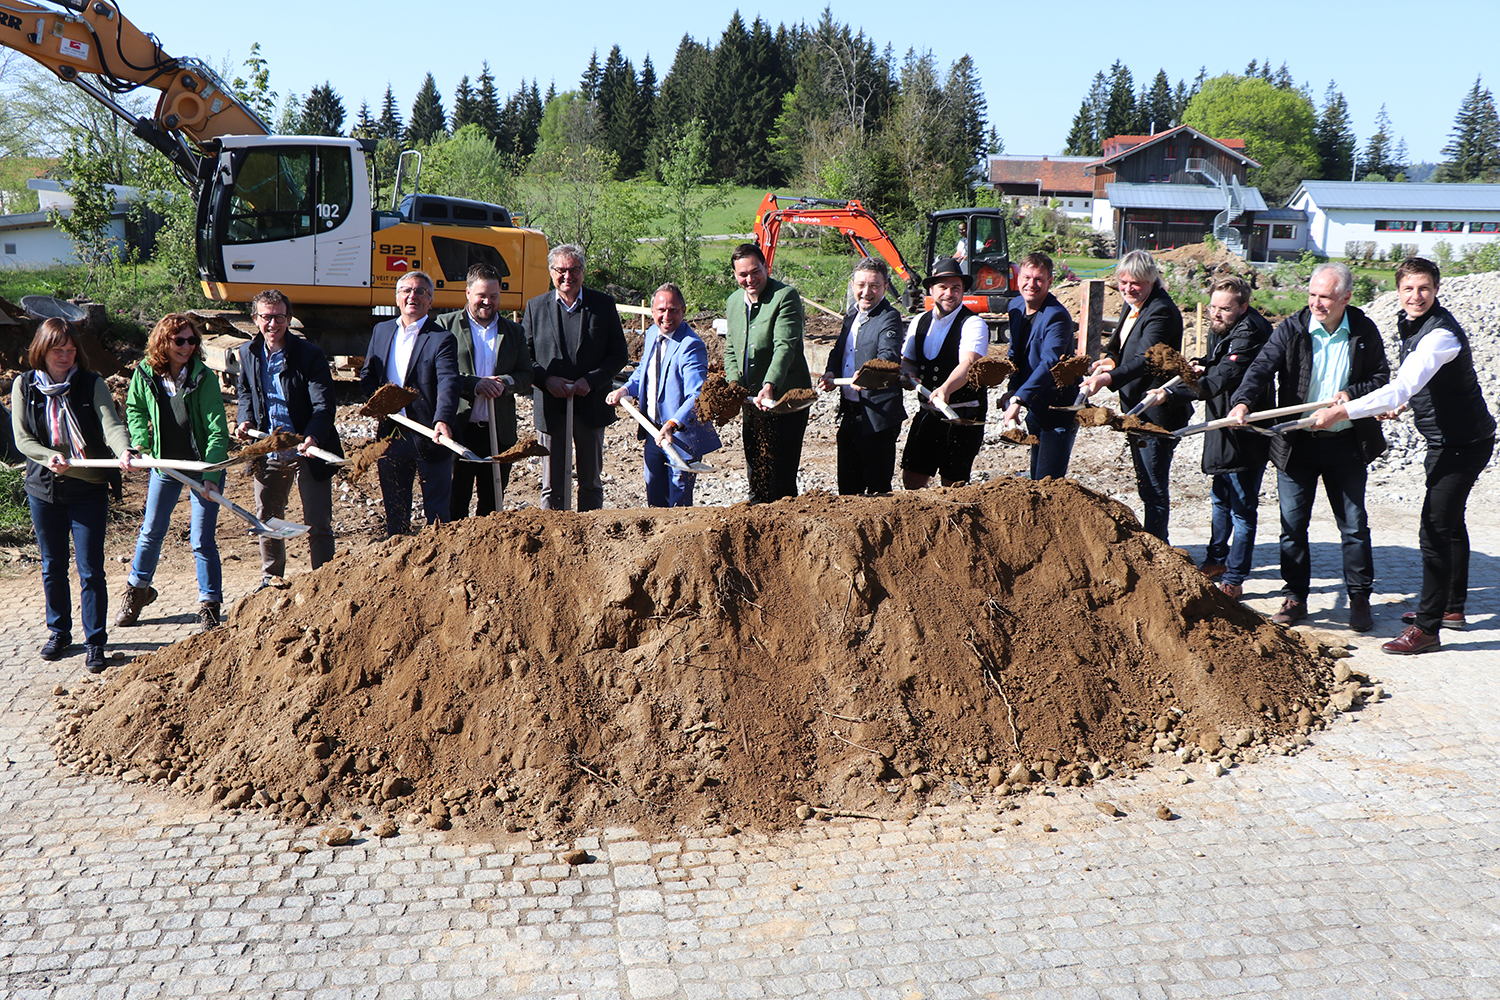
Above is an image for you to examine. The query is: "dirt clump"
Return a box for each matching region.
[493,434,550,464]
[696,370,749,425]
[238,431,303,460]
[969,355,1015,388]
[360,383,417,419]
[1051,354,1092,389]
[999,429,1040,446]
[1076,406,1171,437]
[57,479,1336,837]
[345,438,391,482]
[1145,343,1198,388]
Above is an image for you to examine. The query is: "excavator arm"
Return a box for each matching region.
[0,0,269,182]
[753,192,921,306]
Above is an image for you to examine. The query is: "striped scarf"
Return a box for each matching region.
[33,368,87,460]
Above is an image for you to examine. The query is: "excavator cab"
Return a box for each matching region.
[925,208,1014,316]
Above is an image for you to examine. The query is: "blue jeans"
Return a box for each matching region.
[1207,466,1266,587]
[1129,434,1178,543]
[1026,414,1079,481]
[127,470,224,603]
[30,481,110,645]
[1276,432,1373,602]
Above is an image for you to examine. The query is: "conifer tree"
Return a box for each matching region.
[377,84,404,141]
[1315,83,1355,180]
[1437,76,1500,182]
[451,75,479,133]
[300,82,346,136]
[408,73,447,144]
[475,63,502,145]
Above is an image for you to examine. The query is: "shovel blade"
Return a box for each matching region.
[851,367,898,390]
[258,518,312,539]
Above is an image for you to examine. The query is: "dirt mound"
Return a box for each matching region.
[1154,241,1249,273]
[56,479,1335,836]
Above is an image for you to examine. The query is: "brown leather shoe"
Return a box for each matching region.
[1382,624,1440,655]
[114,584,157,626]
[1219,582,1243,599]
[1271,597,1305,625]
[1200,562,1226,580]
[1401,611,1465,630]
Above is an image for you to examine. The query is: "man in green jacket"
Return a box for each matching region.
[724,243,811,503]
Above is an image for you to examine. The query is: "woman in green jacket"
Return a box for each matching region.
[118,314,231,632]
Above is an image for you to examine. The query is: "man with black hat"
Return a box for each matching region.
[899,256,991,489]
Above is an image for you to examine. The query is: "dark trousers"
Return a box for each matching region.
[836,409,898,495]
[30,480,109,646]
[1276,432,1374,602]
[538,422,606,511]
[743,405,809,504]
[450,423,511,518]
[252,454,335,577]
[1129,434,1178,542]
[1416,437,1494,631]
[1026,413,1079,481]
[1207,465,1267,587]
[376,433,453,535]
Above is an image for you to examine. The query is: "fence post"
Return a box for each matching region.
[1082,279,1104,357]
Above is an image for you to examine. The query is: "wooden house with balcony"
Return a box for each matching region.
[1087,126,1272,259]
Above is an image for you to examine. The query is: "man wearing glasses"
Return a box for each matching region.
[360,270,461,535]
[234,289,343,587]
[524,244,628,511]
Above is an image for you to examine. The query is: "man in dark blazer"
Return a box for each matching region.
[1002,252,1081,481]
[1081,249,1191,542]
[438,263,533,518]
[234,289,344,584]
[359,270,460,536]
[524,243,628,511]
[817,257,905,495]
[605,283,721,507]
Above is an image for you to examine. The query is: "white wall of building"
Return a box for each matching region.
[1290,195,1500,258]
[0,219,127,268]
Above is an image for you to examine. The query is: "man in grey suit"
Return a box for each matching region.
[438,263,533,517]
[523,243,628,511]
[818,257,906,495]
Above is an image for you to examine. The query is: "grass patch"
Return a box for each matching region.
[0,468,32,547]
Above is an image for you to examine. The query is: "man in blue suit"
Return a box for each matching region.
[606,283,720,507]
[359,270,460,537]
[1002,252,1081,481]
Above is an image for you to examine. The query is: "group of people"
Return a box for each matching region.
[11,238,1491,669]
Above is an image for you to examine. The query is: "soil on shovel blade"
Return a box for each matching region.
[56,478,1336,837]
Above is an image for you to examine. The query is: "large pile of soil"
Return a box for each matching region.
[56,479,1335,835]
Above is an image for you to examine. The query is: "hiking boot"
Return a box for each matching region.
[85,644,107,673]
[1271,597,1306,625]
[196,602,222,633]
[1402,611,1465,630]
[1382,624,1441,655]
[1348,594,1373,633]
[115,584,158,626]
[40,632,71,661]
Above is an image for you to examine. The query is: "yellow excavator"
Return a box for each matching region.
[1,0,549,347]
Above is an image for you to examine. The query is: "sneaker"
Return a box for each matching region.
[1401,611,1465,630]
[85,644,107,673]
[114,584,158,626]
[1272,597,1306,625]
[1348,594,1373,633]
[196,602,222,633]
[1219,582,1243,599]
[1382,624,1441,655]
[1200,562,1226,581]
[40,632,71,661]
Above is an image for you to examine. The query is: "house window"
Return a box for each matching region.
[1190,144,1204,158]
[1271,224,1296,240]
[1374,219,1418,232]
[1422,221,1463,232]
[3,244,14,255]
[1165,145,1177,160]
[1470,221,1499,233]
[1147,174,1156,183]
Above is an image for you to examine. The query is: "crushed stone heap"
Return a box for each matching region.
[57,479,1335,834]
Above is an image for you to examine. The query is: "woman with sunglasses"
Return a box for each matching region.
[11,318,133,671]
[118,314,231,632]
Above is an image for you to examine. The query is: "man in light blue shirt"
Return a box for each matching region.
[1229,263,1390,632]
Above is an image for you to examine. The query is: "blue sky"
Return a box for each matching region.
[106,0,1497,166]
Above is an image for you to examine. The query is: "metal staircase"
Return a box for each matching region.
[1184,158,1245,255]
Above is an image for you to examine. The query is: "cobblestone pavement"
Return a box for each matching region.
[0,498,1496,1000]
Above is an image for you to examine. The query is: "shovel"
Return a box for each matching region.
[830,363,899,390]
[1174,399,1337,438]
[1050,387,1089,412]
[748,391,817,415]
[486,415,506,511]
[243,428,346,465]
[387,412,495,463]
[160,467,310,540]
[1125,375,1183,417]
[68,456,234,473]
[560,393,574,510]
[915,384,983,425]
[1266,415,1325,434]
[617,397,714,473]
